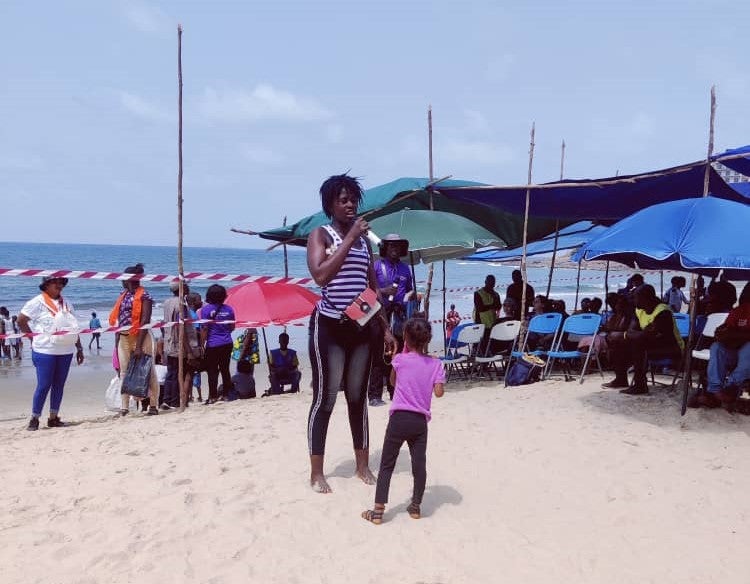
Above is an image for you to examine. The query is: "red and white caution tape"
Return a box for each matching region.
[0,267,315,286]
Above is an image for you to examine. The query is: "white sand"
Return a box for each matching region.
[2,372,750,584]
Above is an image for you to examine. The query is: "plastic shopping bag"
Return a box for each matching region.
[121,354,153,399]
[105,376,122,412]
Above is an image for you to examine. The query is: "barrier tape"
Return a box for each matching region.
[0,318,307,341]
[0,268,315,286]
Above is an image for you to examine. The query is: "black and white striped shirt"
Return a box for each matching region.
[317,224,370,319]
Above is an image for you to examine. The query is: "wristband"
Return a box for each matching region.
[623,331,628,340]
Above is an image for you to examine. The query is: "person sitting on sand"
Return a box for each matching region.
[362,317,444,525]
[232,358,256,399]
[267,332,301,395]
[689,283,750,409]
[602,284,683,395]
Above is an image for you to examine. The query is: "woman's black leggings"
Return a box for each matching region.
[375,410,428,505]
[307,310,373,456]
[205,342,233,400]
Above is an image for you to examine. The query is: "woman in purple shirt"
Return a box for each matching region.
[199,284,235,404]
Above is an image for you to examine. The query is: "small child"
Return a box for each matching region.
[663,276,688,313]
[362,317,445,525]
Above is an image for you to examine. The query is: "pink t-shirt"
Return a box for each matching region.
[390,352,445,421]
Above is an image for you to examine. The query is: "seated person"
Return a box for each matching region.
[267,332,301,395]
[707,274,737,313]
[691,283,750,408]
[579,294,632,356]
[231,359,256,399]
[588,297,603,314]
[602,284,683,395]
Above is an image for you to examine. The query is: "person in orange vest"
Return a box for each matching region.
[109,263,159,416]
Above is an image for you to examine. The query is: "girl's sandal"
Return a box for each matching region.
[407,502,421,519]
[361,507,384,525]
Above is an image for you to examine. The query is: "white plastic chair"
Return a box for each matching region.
[690,312,729,388]
[474,320,521,380]
[440,324,483,381]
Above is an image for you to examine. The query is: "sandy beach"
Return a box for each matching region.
[2,364,750,584]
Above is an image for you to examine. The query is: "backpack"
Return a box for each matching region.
[506,354,545,386]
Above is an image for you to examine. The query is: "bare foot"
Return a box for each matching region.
[356,466,376,485]
[310,474,332,493]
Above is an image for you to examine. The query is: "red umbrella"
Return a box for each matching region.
[225,281,319,325]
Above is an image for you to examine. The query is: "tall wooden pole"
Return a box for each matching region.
[681,85,716,415]
[177,24,187,411]
[545,139,565,297]
[424,106,435,320]
[519,123,536,337]
[282,215,289,278]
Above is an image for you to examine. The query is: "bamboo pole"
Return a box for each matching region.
[604,261,610,299]
[545,139,565,297]
[681,85,716,416]
[424,105,435,320]
[442,260,447,355]
[176,24,187,411]
[574,260,582,310]
[519,122,536,337]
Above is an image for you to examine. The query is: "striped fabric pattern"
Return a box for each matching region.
[317,224,370,319]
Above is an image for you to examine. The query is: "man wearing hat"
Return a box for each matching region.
[369,233,413,406]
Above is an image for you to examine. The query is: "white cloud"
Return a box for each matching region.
[485,53,516,82]
[440,139,516,165]
[242,145,284,166]
[119,91,170,122]
[198,85,333,123]
[121,1,170,34]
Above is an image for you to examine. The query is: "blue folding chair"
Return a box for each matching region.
[510,313,563,359]
[648,311,691,386]
[444,322,473,358]
[544,313,603,383]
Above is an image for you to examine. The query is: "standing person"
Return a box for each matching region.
[0,307,13,359]
[361,317,445,525]
[306,172,395,494]
[10,315,22,359]
[161,281,199,409]
[267,332,301,395]
[506,269,534,317]
[88,311,102,350]
[663,276,688,313]
[17,277,84,430]
[199,284,235,404]
[186,292,204,402]
[109,263,159,416]
[369,233,413,406]
[474,275,501,354]
[445,304,461,341]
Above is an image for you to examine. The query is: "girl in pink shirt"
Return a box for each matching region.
[362,317,445,524]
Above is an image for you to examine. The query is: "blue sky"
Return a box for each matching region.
[1,0,748,248]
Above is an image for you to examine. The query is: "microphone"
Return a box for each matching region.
[365,230,382,246]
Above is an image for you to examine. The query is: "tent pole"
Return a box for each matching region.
[442,260,447,356]
[409,251,417,311]
[261,327,271,365]
[176,24,187,412]
[682,85,716,415]
[519,122,536,338]
[604,261,610,300]
[423,105,435,320]
[660,271,664,299]
[545,139,565,297]
[574,260,582,311]
[282,216,288,334]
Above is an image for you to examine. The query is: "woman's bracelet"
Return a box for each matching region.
[623,331,628,340]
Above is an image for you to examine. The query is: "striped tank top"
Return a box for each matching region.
[317,224,371,319]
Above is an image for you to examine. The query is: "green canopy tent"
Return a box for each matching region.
[258,177,562,249]
[368,208,506,350]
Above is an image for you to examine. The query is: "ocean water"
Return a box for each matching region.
[0,241,640,321]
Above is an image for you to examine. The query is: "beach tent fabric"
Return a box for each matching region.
[464,221,607,262]
[571,197,750,279]
[714,145,750,177]
[730,182,750,198]
[434,162,743,222]
[258,177,562,249]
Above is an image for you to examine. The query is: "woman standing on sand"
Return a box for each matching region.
[109,263,160,416]
[306,173,395,493]
[17,276,84,431]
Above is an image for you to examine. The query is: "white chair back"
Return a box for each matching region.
[490,320,521,342]
[702,312,728,338]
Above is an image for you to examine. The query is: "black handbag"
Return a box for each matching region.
[121,354,153,398]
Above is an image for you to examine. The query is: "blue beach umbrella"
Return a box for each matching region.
[572,197,750,279]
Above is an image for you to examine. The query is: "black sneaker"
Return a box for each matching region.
[47,417,66,428]
[27,417,39,431]
[620,386,649,395]
[602,379,629,389]
[146,406,159,416]
[159,403,173,411]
